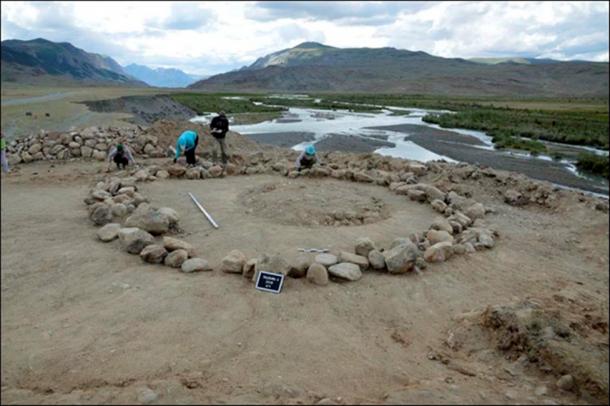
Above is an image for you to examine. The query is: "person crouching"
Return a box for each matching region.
[295,145,319,172]
[107,143,136,170]
[173,130,199,166]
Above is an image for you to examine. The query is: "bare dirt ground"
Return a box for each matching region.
[1,159,608,405]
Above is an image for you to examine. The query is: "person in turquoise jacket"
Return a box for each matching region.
[173,130,199,166]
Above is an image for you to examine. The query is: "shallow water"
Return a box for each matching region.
[191,101,608,193]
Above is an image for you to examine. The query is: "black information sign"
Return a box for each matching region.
[255,271,284,294]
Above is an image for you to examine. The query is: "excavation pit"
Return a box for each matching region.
[138,175,439,265]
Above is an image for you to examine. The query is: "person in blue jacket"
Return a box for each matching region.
[173,130,199,166]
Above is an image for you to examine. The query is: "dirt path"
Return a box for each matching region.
[1,161,608,404]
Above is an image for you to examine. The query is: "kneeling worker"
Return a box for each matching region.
[295,144,319,172]
[107,142,136,170]
[174,130,199,166]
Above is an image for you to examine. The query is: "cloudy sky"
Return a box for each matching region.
[1,1,608,76]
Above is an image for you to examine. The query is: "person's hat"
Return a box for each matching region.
[305,145,316,156]
[219,111,226,116]
[117,143,124,151]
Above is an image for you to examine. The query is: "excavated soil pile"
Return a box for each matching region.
[238,180,390,226]
[143,119,266,155]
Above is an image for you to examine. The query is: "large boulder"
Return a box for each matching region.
[97,223,121,242]
[354,237,376,257]
[424,241,454,263]
[181,258,212,273]
[164,249,189,268]
[118,227,155,254]
[383,240,419,274]
[328,263,362,281]
[140,244,168,264]
[306,263,329,286]
[339,251,369,270]
[125,207,171,235]
[221,249,246,273]
[162,236,194,257]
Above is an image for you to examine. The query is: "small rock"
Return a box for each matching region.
[430,217,454,234]
[167,165,186,177]
[209,165,224,177]
[431,199,448,213]
[306,263,329,286]
[354,237,376,257]
[368,249,386,270]
[136,387,158,404]
[163,236,194,257]
[97,223,121,242]
[111,203,128,218]
[185,167,201,179]
[118,227,155,254]
[140,244,168,264]
[181,258,212,273]
[221,249,246,273]
[407,189,427,202]
[90,203,113,226]
[535,385,548,396]
[556,374,574,391]
[164,249,189,268]
[158,207,179,225]
[252,254,291,281]
[156,170,169,179]
[242,258,258,279]
[328,262,362,281]
[465,202,486,220]
[424,241,454,263]
[125,207,171,235]
[288,254,311,278]
[315,253,338,267]
[426,229,454,245]
[339,251,369,270]
[504,189,528,206]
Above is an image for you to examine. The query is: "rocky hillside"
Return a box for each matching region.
[123,64,204,88]
[0,38,146,86]
[190,42,609,97]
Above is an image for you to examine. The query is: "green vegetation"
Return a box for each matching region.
[576,153,609,178]
[169,93,286,115]
[422,108,609,150]
[248,96,382,113]
[490,131,547,155]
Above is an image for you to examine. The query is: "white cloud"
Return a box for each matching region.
[1,1,608,76]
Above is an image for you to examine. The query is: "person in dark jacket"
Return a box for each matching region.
[209,111,229,167]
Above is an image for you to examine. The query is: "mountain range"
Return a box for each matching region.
[0,38,203,88]
[0,38,145,86]
[1,38,608,97]
[123,64,205,88]
[189,42,609,97]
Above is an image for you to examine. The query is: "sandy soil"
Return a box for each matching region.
[1,159,608,405]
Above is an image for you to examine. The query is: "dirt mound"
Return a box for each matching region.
[237,179,390,226]
[439,295,609,404]
[143,119,265,155]
[82,95,196,125]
